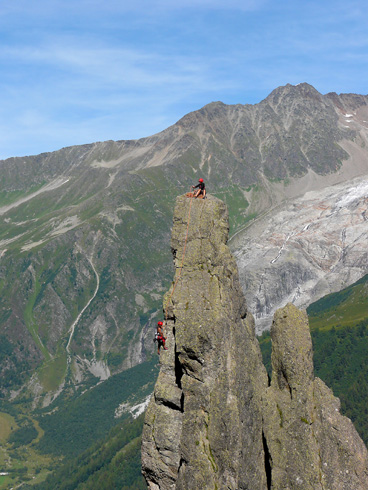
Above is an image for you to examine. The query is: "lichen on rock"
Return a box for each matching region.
[142,195,268,489]
[263,303,368,490]
[142,195,368,490]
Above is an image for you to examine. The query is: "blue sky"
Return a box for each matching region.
[1,0,367,160]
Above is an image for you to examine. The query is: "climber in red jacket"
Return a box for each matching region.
[192,178,206,199]
[156,321,167,355]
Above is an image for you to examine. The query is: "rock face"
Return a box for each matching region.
[231,176,368,333]
[142,196,368,490]
[141,195,269,489]
[263,303,368,489]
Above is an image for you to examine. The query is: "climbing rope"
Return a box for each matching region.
[164,187,194,326]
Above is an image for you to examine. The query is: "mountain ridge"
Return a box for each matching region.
[0,82,367,408]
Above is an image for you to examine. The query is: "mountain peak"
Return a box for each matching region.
[263,82,324,107]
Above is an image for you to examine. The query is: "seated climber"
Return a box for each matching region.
[156,321,167,355]
[192,178,206,199]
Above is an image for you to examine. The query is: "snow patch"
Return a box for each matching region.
[0,177,69,216]
[150,293,161,300]
[115,394,152,419]
[21,239,45,251]
[91,158,122,169]
[116,205,135,212]
[107,171,118,188]
[334,179,368,209]
[135,293,147,308]
[270,232,295,264]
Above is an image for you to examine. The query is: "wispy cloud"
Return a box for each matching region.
[1,43,211,89]
[0,0,367,159]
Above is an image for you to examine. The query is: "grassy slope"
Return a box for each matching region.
[0,358,159,488]
[307,274,368,330]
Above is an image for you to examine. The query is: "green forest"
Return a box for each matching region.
[30,359,159,489]
[0,358,158,489]
[31,415,146,490]
[36,359,158,458]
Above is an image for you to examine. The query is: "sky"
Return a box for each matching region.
[0,0,367,160]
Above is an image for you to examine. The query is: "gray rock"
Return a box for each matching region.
[142,195,269,489]
[263,303,368,489]
[142,197,368,490]
[231,175,368,333]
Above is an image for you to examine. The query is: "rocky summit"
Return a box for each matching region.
[141,194,269,489]
[142,195,368,490]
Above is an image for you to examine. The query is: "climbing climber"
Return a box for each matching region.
[156,321,167,355]
[192,178,206,199]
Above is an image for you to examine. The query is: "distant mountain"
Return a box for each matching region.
[231,175,368,332]
[0,82,367,409]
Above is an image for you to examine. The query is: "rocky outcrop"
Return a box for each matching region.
[263,303,368,489]
[142,195,368,489]
[141,195,269,489]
